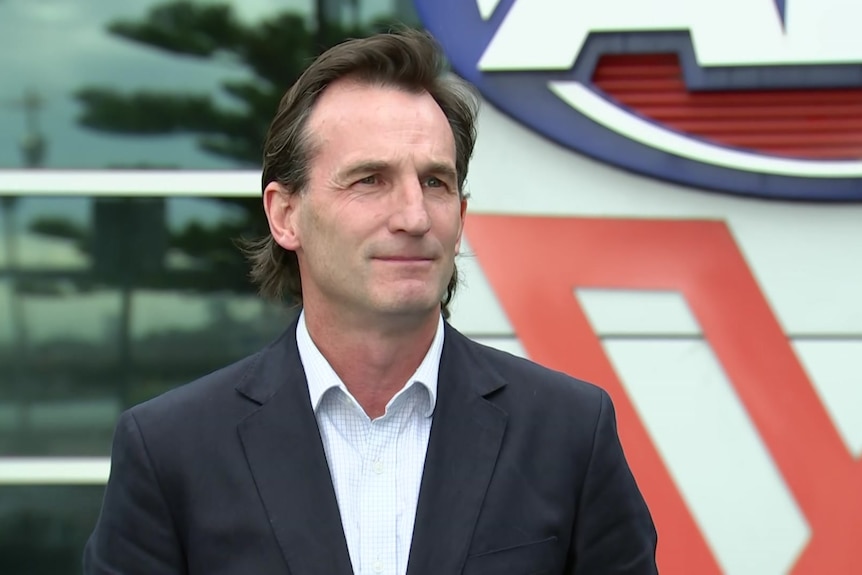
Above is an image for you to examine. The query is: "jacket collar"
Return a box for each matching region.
[235,318,508,575]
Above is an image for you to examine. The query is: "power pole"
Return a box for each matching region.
[9,89,48,169]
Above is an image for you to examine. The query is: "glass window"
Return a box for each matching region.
[0,3,426,573]
[0,0,418,170]
[0,194,293,456]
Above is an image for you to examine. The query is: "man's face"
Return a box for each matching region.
[267,79,466,324]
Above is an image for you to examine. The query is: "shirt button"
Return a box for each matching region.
[373,560,384,573]
[373,459,384,474]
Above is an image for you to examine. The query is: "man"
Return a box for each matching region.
[83,30,657,574]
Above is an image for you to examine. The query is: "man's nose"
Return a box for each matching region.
[388,179,432,235]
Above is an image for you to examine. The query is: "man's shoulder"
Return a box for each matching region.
[126,351,259,427]
[453,328,607,406]
[149,350,262,404]
[452,332,613,450]
[126,327,293,430]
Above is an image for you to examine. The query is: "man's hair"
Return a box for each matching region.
[244,29,479,319]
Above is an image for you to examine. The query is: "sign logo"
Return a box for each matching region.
[466,215,862,573]
[415,0,862,200]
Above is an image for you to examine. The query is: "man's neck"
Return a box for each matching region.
[302,308,440,419]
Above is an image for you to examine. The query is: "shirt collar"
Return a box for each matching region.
[296,311,443,418]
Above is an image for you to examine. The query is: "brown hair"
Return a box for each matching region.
[244,28,479,319]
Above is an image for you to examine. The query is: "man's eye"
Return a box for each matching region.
[424,177,444,188]
[357,175,378,185]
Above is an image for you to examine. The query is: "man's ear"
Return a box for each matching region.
[263,181,302,251]
[455,197,468,255]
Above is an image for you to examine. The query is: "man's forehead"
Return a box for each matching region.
[309,78,445,128]
[306,79,456,157]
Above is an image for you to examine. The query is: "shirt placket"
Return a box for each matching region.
[359,408,399,574]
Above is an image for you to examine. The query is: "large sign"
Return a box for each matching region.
[466,215,862,574]
[415,0,862,200]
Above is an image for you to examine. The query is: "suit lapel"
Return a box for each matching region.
[406,326,508,575]
[236,324,353,575]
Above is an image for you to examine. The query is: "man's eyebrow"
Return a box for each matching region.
[337,161,390,181]
[337,161,458,182]
[422,162,458,182]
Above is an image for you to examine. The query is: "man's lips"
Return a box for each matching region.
[373,255,436,261]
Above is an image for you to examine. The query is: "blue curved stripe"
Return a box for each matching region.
[414,0,862,201]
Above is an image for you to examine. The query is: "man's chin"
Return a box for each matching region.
[372,293,443,320]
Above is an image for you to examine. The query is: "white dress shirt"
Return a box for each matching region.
[296,312,444,575]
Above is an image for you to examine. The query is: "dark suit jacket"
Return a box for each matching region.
[83,321,657,574]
